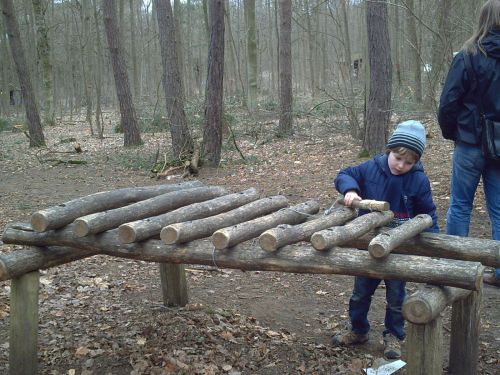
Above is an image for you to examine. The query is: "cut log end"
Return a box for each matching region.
[31,212,48,232]
[73,219,90,238]
[118,225,136,244]
[311,232,329,251]
[368,242,387,258]
[402,299,433,324]
[211,230,229,250]
[259,232,278,252]
[160,226,179,244]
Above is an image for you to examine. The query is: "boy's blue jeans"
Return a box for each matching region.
[447,142,500,279]
[349,276,406,340]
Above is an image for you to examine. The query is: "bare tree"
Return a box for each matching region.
[245,0,257,110]
[202,0,225,167]
[277,0,292,137]
[102,0,142,146]
[1,0,45,147]
[154,0,194,161]
[405,0,422,103]
[364,0,392,155]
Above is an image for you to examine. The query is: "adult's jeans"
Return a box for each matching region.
[447,142,500,278]
[349,276,406,340]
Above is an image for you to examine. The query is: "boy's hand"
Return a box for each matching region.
[344,191,362,207]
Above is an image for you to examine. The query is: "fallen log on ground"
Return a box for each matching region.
[0,225,484,289]
[118,188,260,243]
[73,186,227,237]
[258,207,357,252]
[403,284,471,324]
[161,195,289,244]
[30,181,203,232]
[211,200,320,249]
[368,214,433,259]
[311,211,394,250]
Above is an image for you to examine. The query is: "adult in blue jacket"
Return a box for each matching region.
[332,120,439,360]
[438,0,500,283]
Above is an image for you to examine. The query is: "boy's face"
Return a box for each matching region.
[388,151,416,175]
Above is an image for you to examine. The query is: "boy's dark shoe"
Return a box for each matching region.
[383,333,403,359]
[331,323,369,346]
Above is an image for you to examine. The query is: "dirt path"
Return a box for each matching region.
[0,120,498,374]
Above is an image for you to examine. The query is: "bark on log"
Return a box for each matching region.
[368,214,433,259]
[343,230,500,268]
[406,318,443,375]
[258,207,357,252]
[402,284,471,324]
[338,197,389,211]
[73,186,227,237]
[30,181,204,232]
[311,211,394,250]
[212,200,320,249]
[161,195,289,244]
[1,224,484,289]
[118,188,260,243]
[0,245,96,281]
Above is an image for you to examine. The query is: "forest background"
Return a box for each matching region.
[0,1,499,374]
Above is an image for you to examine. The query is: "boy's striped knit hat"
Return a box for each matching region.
[386,120,426,156]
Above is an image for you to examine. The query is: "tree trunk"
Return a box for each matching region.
[245,0,257,110]
[129,0,139,100]
[406,0,422,104]
[277,0,292,136]
[92,0,104,139]
[155,0,194,161]
[32,0,54,127]
[102,0,142,147]
[202,0,225,167]
[305,0,316,97]
[0,0,45,147]
[363,0,392,155]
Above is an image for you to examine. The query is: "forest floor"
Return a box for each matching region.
[0,110,498,375]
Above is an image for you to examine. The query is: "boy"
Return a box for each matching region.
[332,120,439,359]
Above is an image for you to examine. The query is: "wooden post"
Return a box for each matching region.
[159,263,188,307]
[448,284,482,375]
[9,270,39,375]
[406,317,443,375]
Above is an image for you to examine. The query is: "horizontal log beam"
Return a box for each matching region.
[30,181,203,232]
[343,230,500,268]
[161,196,289,244]
[368,214,433,259]
[1,224,484,289]
[212,200,320,249]
[311,211,394,250]
[403,285,471,324]
[73,186,227,237]
[118,188,260,243]
[258,207,357,252]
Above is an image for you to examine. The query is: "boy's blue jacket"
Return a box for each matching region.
[334,154,439,233]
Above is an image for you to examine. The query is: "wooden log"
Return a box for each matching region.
[343,230,500,268]
[258,207,357,252]
[0,243,96,282]
[406,318,443,375]
[311,211,394,250]
[368,214,433,259]
[402,284,471,324]
[338,197,390,211]
[449,286,482,375]
[73,186,227,237]
[159,263,188,307]
[211,200,320,249]
[161,195,289,244]
[30,181,204,232]
[118,188,260,243]
[1,225,484,289]
[9,271,39,375]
